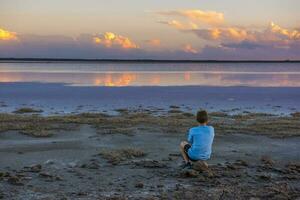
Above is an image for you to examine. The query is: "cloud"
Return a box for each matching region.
[269,22,300,40]
[157,9,224,25]
[156,7,300,55]
[191,22,300,46]
[145,39,161,46]
[183,44,198,54]
[192,27,250,42]
[0,25,300,60]
[93,32,138,49]
[0,31,141,59]
[158,20,186,30]
[0,28,18,41]
[221,41,264,50]
[158,20,199,30]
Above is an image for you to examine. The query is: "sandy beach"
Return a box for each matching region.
[0,108,299,199]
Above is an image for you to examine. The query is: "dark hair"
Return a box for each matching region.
[196,110,208,124]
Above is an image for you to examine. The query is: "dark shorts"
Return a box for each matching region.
[184,144,197,162]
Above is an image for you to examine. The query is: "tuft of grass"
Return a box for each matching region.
[13,107,43,114]
[99,148,145,165]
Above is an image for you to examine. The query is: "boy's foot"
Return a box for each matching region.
[181,162,192,169]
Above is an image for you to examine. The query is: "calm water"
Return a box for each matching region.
[0,62,300,87]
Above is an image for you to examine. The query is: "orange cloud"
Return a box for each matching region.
[146,39,161,46]
[158,9,224,25]
[180,10,224,25]
[194,27,250,42]
[269,22,300,40]
[183,44,198,54]
[0,28,18,41]
[93,32,138,49]
[192,22,300,44]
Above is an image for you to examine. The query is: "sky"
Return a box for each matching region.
[0,0,299,60]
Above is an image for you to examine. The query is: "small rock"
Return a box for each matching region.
[44,159,55,165]
[133,159,166,168]
[234,160,249,167]
[87,162,100,169]
[261,156,275,166]
[135,182,144,188]
[39,172,62,181]
[67,162,78,168]
[39,172,53,178]
[76,192,87,196]
[7,176,24,186]
[80,164,87,168]
[258,174,271,180]
[28,164,42,172]
[192,161,209,172]
[203,170,215,178]
[226,163,237,170]
[180,169,199,178]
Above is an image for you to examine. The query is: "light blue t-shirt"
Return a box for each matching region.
[187,125,215,160]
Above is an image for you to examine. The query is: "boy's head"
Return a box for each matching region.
[196,110,208,124]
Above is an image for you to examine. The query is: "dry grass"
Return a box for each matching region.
[0,110,299,138]
[99,148,146,165]
[211,113,300,137]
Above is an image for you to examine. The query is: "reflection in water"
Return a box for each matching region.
[1,71,300,87]
[93,73,137,86]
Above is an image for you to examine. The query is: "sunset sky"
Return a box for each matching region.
[0,0,299,60]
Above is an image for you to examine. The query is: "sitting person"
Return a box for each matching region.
[180,110,215,169]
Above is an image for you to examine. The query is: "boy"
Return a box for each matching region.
[180,110,214,169]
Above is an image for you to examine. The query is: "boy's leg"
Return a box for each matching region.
[180,141,190,163]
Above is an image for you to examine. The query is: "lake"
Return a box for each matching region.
[0,61,300,115]
[1,62,300,87]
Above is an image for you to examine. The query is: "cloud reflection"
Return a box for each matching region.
[0,71,300,87]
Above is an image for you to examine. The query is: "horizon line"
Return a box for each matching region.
[0,58,299,63]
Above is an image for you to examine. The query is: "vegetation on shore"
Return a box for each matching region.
[13,107,43,114]
[0,109,299,138]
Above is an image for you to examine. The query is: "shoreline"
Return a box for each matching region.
[1,58,300,63]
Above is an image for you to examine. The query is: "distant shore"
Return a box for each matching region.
[1,58,300,63]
